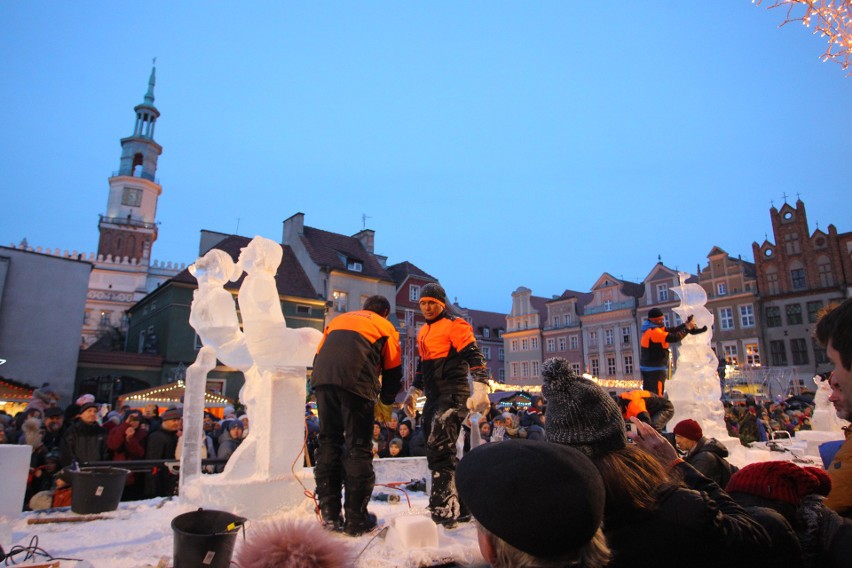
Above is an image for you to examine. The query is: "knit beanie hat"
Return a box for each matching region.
[673,419,703,442]
[648,308,664,319]
[456,439,605,558]
[541,357,627,458]
[161,407,182,422]
[419,283,448,307]
[726,461,825,505]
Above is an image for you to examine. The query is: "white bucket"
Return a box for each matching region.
[0,444,30,550]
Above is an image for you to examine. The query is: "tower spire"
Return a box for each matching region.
[144,60,156,105]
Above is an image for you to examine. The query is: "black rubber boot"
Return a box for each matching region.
[344,511,377,536]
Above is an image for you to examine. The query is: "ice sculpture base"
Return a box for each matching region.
[182,470,315,519]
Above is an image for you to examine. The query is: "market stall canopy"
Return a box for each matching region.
[0,378,35,403]
[117,380,233,409]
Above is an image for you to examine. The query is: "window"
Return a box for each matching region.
[719,308,734,331]
[482,328,491,338]
[770,340,788,366]
[522,362,529,377]
[745,343,760,366]
[564,314,572,326]
[589,331,598,347]
[530,337,539,350]
[723,344,739,366]
[99,311,111,327]
[663,314,671,327]
[604,300,612,311]
[558,337,567,351]
[499,368,505,382]
[333,290,348,312]
[409,285,420,302]
[498,348,504,361]
[807,301,824,323]
[813,338,828,365]
[786,303,802,325]
[532,361,540,377]
[138,330,146,353]
[521,339,529,351]
[717,282,728,296]
[569,335,579,350]
[606,356,617,376]
[296,304,311,315]
[511,362,519,378]
[622,326,631,344]
[766,270,780,295]
[739,304,755,328]
[590,358,600,377]
[571,363,582,375]
[784,233,801,254]
[766,306,781,327]
[624,354,634,374]
[818,258,834,287]
[657,283,669,302]
[511,340,518,352]
[482,347,491,359]
[790,268,807,290]
[791,338,809,365]
[546,338,555,352]
[346,259,363,272]
[604,329,614,346]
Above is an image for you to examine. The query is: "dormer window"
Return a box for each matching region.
[483,328,491,338]
[347,259,363,272]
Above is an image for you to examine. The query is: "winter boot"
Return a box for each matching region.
[344,511,377,536]
[319,498,344,532]
[429,469,461,528]
[343,480,377,537]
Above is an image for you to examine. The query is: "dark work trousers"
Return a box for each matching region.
[641,369,668,397]
[313,385,375,523]
[421,391,468,522]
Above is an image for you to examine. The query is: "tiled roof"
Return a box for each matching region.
[171,235,319,299]
[301,226,393,282]
[463,308,507,331]
[531,295,550,315]
[386,261,437,286]
[620,279,646,299]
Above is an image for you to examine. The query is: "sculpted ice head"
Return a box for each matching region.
[236,237,282,276]
[189,249,241,285]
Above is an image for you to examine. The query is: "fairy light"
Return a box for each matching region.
[756,0,852,75]
[121,379,231,406]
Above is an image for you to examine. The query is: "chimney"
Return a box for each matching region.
[283,212,305,245]
[353,229,375,254]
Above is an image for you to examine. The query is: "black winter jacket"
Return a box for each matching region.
[604,462,771,568]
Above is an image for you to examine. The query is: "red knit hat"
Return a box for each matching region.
[673,419,703,441]
[804,466,832,496]
[726,461,824,505]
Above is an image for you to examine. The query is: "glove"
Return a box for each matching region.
[466,381,490,414]
[402,387,423,419]
[491,425,505,442]
[374,401,393,424]
[688,325,708,335]
[469,412,482,426]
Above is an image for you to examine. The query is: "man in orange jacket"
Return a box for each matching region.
[640,308,705,396]
[311,295,402,536]
[402,283,491,528]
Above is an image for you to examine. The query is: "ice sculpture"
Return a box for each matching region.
[180,236,322,518]
[664,273,746,461]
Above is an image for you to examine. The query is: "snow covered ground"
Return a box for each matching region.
[10,491,485,567]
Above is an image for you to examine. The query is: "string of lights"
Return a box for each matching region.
[757,0,852,74]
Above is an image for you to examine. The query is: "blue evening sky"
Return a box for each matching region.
[2,3,849,313]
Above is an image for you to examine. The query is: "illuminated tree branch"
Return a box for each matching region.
[756,0,852,75]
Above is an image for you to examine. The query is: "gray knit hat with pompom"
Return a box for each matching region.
[541,357,627,458]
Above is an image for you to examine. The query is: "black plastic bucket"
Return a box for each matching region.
[68,467,129,514]
[172,509,246,568]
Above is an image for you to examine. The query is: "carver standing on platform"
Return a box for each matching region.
[640,308,705,396]
[311,295,402,536]
[402,283,490,527]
